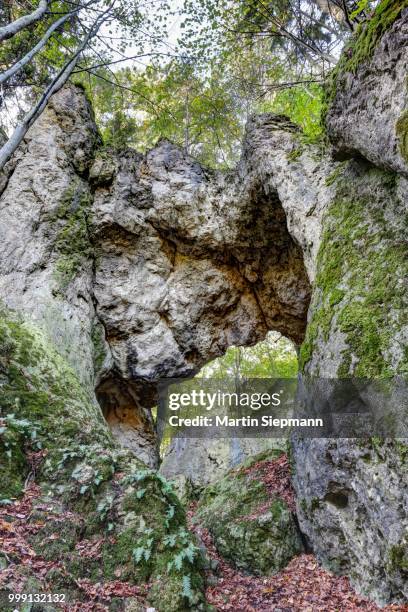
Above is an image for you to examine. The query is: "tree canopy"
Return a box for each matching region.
[199,332,298,379]
[0,0,380,169]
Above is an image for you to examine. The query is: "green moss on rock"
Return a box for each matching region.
[0,427,27,500]
[91,319,108,374]
[52,180,94,288]
[300,164,407,377]
[0,305,207,610]
[342,0,406,73]
[396,110,408,163]
[324,161,347,187]
[387,543,408,574]
[286,147,302,161]
[0,305,110,459]
[195,450,303,575]
[322,0,408,122]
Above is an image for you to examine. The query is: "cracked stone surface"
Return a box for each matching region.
[0,16,407,599]
[326,7,408,177]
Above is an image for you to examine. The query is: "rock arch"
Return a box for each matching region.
[89,129,314,464]
[1,7,407,599]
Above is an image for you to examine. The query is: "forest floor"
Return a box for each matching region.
[189,512,408,612]
[0,453,407,611]
[187,453,408,612]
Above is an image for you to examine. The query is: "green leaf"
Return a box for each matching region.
[166,504,175,519]
[174,552,183,571]
[182,574,193,601]
[133,546,145,563]
[184,543,196,563]
[163,533,177,547]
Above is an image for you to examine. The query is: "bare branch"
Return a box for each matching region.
[0,5,85,86]
[297,7,340,37]
[0,0,50,43]
[72,51,181,73]
[0,5,111,169]
[255,0,339,64]
[341,0,355,31]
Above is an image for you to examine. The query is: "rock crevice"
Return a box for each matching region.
[0,6,407,602]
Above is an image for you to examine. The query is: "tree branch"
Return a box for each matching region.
[0,5,87,86]
[0,5,111,170]
[341,0,355,31]
[77,67,181,125]
[72,51,181,73]
[0,0,50,43]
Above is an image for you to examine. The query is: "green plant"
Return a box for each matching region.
[0,413,42,459]
[133,527,155,563]
[165,527,199,572]
[182,574,194,602]
[96,495,115,526]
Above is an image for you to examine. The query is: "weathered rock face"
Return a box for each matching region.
[160,436,287,489]
[90,121,313,385]
[326,3,408,177]
[0,3,407,604]
[195,450,303,576]
[290,6,408,604]
[293,438,408,603]
[292,157,408,606]
[89,114,332,479]
[0,86,99,393]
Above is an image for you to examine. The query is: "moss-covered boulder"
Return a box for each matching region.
[194,450,303,575]
[0,306,207,611]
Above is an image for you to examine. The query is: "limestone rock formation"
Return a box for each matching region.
[0,3,407,605]
[292,6,408,604]
[194,450,303,575]
[90,119,313,378]
[160,436,287,490]
[0,83,323,610]
[326,4,408,176]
